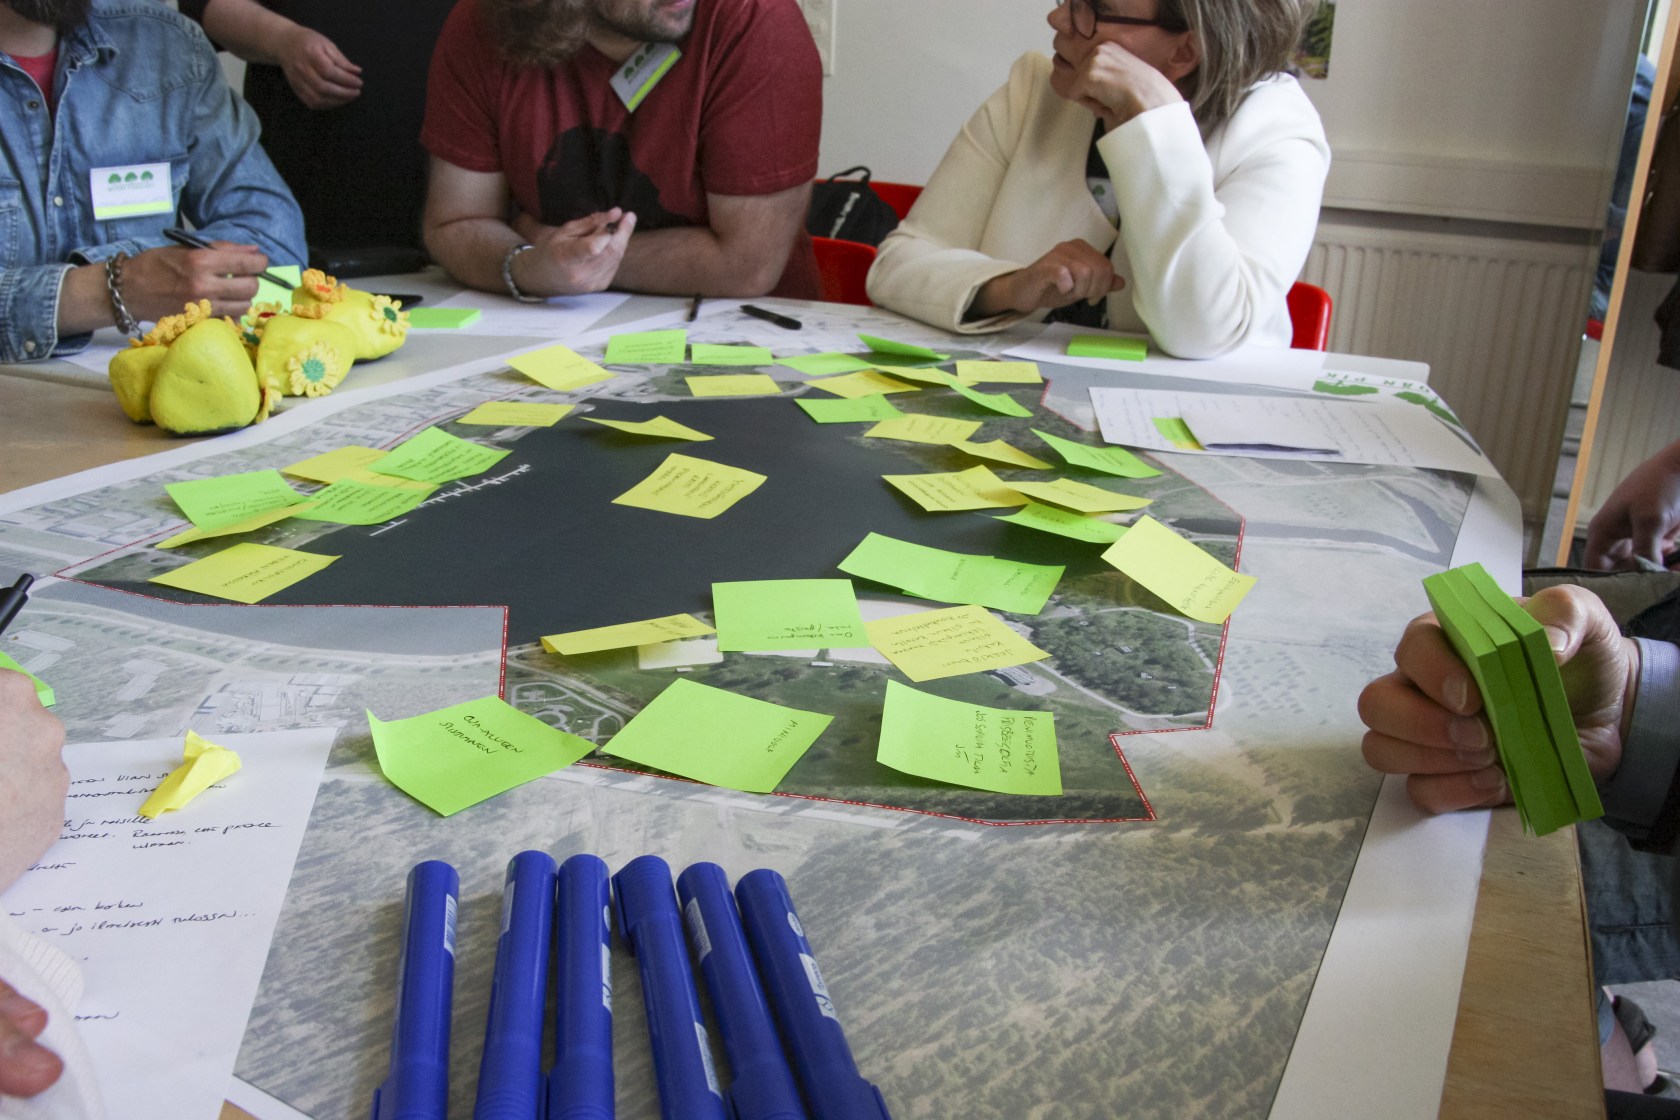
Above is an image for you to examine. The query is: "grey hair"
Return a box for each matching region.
[1158,0,1321,129]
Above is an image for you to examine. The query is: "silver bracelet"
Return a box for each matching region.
[502,243,543,303]
[105,253,139,337]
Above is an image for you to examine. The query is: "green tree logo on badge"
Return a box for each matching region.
[141,171,154,181]
[108,173,121,184]
[124,172,137,182]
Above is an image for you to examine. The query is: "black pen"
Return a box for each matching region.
[0,573,33,638]
[162,227,296,290]
[740,304,802,330]
[687,294,702,322]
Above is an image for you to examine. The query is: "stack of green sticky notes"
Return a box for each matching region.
[1421,563,1602,836]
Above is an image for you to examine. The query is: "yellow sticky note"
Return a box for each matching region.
[996,502,1126,544]
[954,360,1042,384]
[686,374,781,397]
[883,465,1029,512]
[337,468,434,493]
[949,439,1053,470]
[149,543,338,604]
[138,731,242,819]
[689,344,774,366]
[282,446,387,484]
[1005,478,1152,514]
[542,613,716,655]
[866,604,1049,682]
[508,344,614,391]
[870,363,955,386]
[157,502,314,548]
[1099,515,1255,623]
[613,453,767,519]
[584,415,713,441]
[458,401,573,426]
[865,415,983,445]
[808,370,921,398]
[254,265,302,311]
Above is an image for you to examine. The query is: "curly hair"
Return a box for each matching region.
[482,0,594,67]
[1157,0,1321,128]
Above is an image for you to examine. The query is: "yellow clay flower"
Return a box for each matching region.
[286,341,345,397]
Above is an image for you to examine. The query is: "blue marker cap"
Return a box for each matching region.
[735,869,891,1120]
[612,855,727,1120]
[548,854,615,1120]
[474,850,557,1119]
[677,863,807,1120]
[372,860,459,1120]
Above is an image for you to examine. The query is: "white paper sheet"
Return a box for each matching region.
[1,729,335,1120]
[432,289,630,336]
[1089,385,1498,475]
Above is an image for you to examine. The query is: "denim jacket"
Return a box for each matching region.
[0,0,305,362]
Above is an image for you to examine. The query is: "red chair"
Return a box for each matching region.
[872,181,923,222]
[812,236,877,307]
[1286,281,1333,351]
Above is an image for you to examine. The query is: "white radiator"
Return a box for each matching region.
[1301,213,1597,527]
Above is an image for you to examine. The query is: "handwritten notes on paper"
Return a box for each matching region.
[165,470,304,530]
[541,613,715,656]
[1100,515,1254,623]
[585,415,713,441]
[686,374,781,397]
[507,344,613,391]
[604,329,688,364]
[601,678,832,793]
[613,453,766,518]
[883,465,1028,512]
[149,543,338,604]
[838,533,1062,615]
[1032,428,1161,478]
[372,427,509,484]
[712,579,868,651]
[877,681,1060,795]
[1,730,334,1120]
[368,696,594,816]
[457,401,573,427]
[866,605,1048,682]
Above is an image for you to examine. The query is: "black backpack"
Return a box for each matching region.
[806,166,901,246]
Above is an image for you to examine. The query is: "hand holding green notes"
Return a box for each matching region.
[1359,566,1636,834]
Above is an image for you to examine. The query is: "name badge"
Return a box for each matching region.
[90,162,173,221]
[609,42,680,111]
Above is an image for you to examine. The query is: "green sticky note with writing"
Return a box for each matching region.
[601,678,832,792]
[877,680,1060,795]
[996,502,1126,544]
[858,333,948,361]
[0,651,54,707]
[712,578,868,651]
[1032,428,1161,478]
[407,307,482,329]
[289,478,430,525]
[690,344,774,366]
[949,380,1033,417]
[166,469,306,530]
[605,329,688,364]
[796,394,906,424]
[368,696,594,816]
[254,264,302,310]
[1066,334,1147,361]
[838,532,1062,615]
[371,427,509,483]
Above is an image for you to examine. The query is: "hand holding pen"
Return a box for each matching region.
[94,229,283,325]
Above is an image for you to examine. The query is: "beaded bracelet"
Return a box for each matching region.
[105,253,139,337]
[502,243,543,304]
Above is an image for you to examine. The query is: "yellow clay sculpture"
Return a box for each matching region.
[147,318,271,436]
[291,269,410,359]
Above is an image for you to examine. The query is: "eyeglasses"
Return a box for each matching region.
[1055,0,1188,38]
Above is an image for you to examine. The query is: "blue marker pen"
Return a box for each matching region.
[548,854,615,1120]
[735,869,891,1120]
[677,863,807,1120]
[474,850,557,1119]
[372,860,459,1120]
[611,855,727,1120]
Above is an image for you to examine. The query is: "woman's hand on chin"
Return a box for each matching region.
[1050,40,1185,128]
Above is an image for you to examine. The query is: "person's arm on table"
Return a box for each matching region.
[183,0,363,110]
[1584,439,1680,571]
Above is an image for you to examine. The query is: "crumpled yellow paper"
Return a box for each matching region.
[138,731,242,819]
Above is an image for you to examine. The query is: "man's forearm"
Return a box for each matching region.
[612,226,783,298]
[426,218,525,296]
[198,0,299,65]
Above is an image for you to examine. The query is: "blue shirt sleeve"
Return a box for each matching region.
[1599,638,1680,851]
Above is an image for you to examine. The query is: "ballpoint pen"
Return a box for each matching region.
[161,227,297,290]
[474,851,557,1120]
[372,860,459,1120]
[740,304,802,330]
[687,295,703,322]
[678,863,806,1120]
[549,854,615,1120]
[0,573,33,638]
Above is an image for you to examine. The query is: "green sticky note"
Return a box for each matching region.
[601,678,832,793]
[877,680,1060,795]
[254,264,302,310]
[158,503,311,548]
[407,307,482,329]
[865,604,1049,682]
[796,394,906,424]
[690,344,774,366]
[838,532,1062,615]
[996,502,1127,544]
[0,651,54,707]
[949,380,1033,417]
[1066,334,1147,361]
[1032,428,1162,478]
[371,427,509,483]
[712,578,868,651]
[289,478,430,525]
[165,469,306,530]
[605,329,688,364]
[149,543,338,604]
[774,352,876,376]
[1099,516,1254,624]
[1152,417,1203,450]
[858,333,948,361]
[367,696,594,816]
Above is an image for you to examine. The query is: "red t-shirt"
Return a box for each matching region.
[423,0,822,298]
[14,48,57,112]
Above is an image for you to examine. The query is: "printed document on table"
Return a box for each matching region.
[430,289,629,337]
[1,729,335,1120]
[1088,386,1496,476]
